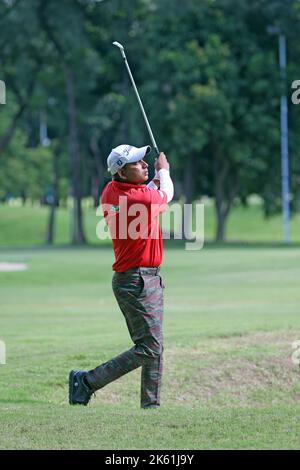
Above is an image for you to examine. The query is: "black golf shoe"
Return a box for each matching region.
[69,370,93,406]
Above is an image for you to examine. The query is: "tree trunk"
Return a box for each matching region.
[214,173,228,242]
[21,190,26,206]
[45,141,60,245]
[64,65,86,245]
[215,205,227,242]
[0,103,26,156]
[213,141,229,242]
[91,176,100,208]
[213,141,239,242]
[0,59,38,156]
[38,1,85,245]
[46,203,56,245]
[90,134,105,207]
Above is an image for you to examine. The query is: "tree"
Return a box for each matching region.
[37,0,88,244]
[137,0,299,240]
[0,0,45,155]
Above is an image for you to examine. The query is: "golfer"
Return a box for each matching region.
[69,144,174,408]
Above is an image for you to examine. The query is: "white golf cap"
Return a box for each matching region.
[107,144,151,175]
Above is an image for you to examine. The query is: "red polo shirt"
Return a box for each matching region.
[101,181,168,272]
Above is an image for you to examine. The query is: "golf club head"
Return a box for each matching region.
[113,41,124,51]
[113,41,126,59]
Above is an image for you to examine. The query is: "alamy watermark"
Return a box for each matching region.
[291,340,300,365]
[291,80,300,105]
[96,200,204,251]
[0,340,6,365]
[0,80,6,104]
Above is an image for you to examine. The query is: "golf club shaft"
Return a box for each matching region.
[116,47,160,156]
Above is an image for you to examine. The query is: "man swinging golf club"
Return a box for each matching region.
[69,41,174,408]
[69,145,174,408]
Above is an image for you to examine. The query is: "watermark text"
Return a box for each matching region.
[96,200,204,251]
[291,80,300,105]
[291,340,300,365]
[0,80,6,104]
[0,340,6,365]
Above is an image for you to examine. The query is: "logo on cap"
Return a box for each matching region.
[116,159,123,166]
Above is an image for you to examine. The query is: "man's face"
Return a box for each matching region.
[117,159,149,184]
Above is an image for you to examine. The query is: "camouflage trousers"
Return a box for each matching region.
[86,267,164,408]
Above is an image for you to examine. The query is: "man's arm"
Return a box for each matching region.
[154,153,174,203]
[147,152,174,202]
[157,168,174,203]
[146,170,160,190]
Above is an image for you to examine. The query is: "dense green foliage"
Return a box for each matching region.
[1,0,300,241]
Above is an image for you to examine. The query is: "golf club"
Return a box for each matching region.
[113,41,160,156]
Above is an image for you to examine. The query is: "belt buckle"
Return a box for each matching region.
[139,267,160,275]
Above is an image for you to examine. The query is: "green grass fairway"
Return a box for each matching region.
[1,246,300,449]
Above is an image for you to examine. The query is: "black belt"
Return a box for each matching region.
[123,266,160,275]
